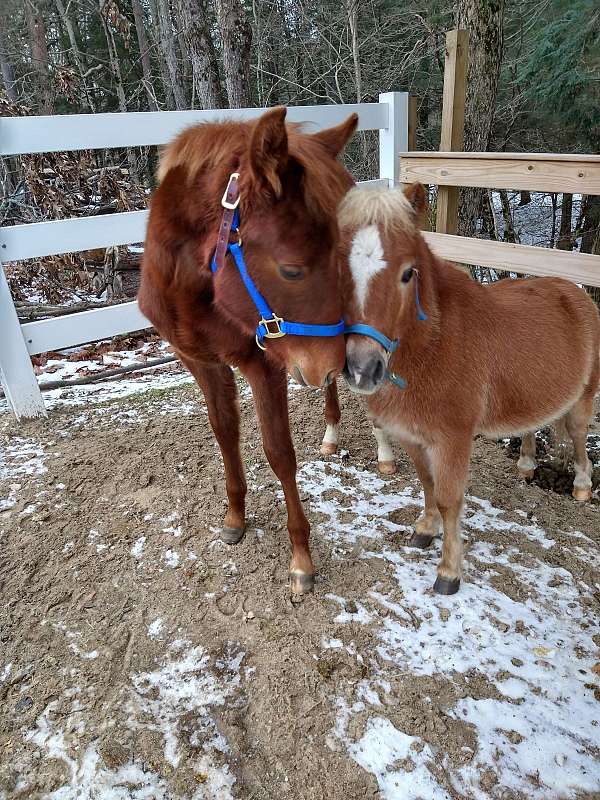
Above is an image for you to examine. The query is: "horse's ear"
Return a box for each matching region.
[249,106,288,197]
[311,113,358,156]
[403,182,427,218]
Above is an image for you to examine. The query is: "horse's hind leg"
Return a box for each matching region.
[517,432,537,480]
[373,424,396,475]
[321,380,341,455]
[179,357,247,543]
[565,399,594,502]
[403,442,442,549]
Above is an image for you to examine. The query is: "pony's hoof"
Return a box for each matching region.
[290,571,315,597]
[220,526,245,545]
[409,532,434,549]
[320,442,338,456]
[433,576,460,595]
[378,460,396,475]
[518,468,535,481]
[572,487,591,502]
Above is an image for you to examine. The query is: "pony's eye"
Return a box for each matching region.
[279,265,304,281]
[401,267,414,284]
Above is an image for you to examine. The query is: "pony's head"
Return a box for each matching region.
[338,183,430,394]
[158,107,358,388]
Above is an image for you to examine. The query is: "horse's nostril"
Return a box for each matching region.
[372,357,385,386]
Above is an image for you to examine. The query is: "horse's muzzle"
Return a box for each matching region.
[343,350,386,395]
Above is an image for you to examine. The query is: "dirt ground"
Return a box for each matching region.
[1,367,599,800]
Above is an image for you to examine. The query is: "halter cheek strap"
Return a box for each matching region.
[211,173,345,350]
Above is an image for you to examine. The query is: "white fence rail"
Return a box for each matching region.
[0,93,408,420]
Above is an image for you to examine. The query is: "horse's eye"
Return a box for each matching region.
[279,265,304,281]
[401,267,414,284]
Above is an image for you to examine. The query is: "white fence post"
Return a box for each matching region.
[378,92,409,188]
[0,263,46,420]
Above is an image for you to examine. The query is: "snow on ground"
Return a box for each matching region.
[22,640,242,800]
[297,460,600,800]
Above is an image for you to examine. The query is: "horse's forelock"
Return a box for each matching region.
[338,187,416,236]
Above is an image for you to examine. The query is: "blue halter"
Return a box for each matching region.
[344,275,428,390]
[212,208,345,349]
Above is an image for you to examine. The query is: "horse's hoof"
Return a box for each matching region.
[290,571,315,597]
[409,532,434,549]
[220,526,245,545]
[518,468,535,480]
[572,487,591,502]
[320,442,338,456]
[433,576,460,595]
[378,460,396,475]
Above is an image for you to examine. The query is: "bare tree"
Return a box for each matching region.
[154,0,186,108]
[0,25,17,102]
[132,0,159,110]
[178,0,225,109]
[456,0,505,236]
[215,0,253,108]
[24,0,54,113]
[55,0,96,111]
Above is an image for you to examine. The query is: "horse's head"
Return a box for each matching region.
[159,108,346,386]
[339,183,430,394]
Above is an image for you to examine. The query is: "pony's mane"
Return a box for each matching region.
[157,119,353,222]
[338,186,416,235]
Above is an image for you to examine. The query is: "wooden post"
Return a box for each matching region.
[408,95,418,152]
[436,29,469,235]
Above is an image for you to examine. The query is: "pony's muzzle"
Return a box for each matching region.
[343,348,386,394]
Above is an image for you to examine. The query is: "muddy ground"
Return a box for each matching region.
[1,367,599,800]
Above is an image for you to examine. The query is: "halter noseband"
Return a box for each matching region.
[211,172,345,351]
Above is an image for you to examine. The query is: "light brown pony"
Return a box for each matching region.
[138,107,358,595]
[337,183,600,595]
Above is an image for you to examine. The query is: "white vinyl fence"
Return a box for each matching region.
[0,93,408,420]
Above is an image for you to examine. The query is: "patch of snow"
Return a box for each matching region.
[130,536,146,558]
[147,618,164,640]
[164,549,180,568]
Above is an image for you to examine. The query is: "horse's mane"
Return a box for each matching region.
[157,119,353,222]
[338,186,416,235]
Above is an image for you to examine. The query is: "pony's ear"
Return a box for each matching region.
[248,106,288,197]
[311,113,358,156]
[403,182,428,219]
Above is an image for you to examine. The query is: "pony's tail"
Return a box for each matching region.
[554,415,571,470]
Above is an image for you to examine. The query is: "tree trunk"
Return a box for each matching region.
[54,0,95,111]
[215,0,253,108]
[132,0,158,110]
[25,0,54,113]
[557,193,573,251]
[155,0,186,109]
[455,0,505,236]
[0,25,17,102]
[580,195,600,307]
[178,0,224,109]
[99,0,128,113]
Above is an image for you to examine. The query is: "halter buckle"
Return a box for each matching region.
[221,172,241,209]
[258,315,286,339]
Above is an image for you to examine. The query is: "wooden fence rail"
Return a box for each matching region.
[399,151,600,288]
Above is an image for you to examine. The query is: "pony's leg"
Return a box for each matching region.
[565,399,594,502]
[179,357,246,543]
[321,379,341,455]
[402,442,441,548]
[373,424,396,475]
[517,432,537,479]
[242,357,314,595]
[429,440,472,595]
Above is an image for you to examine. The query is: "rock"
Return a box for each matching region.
[439,608,450,622]
[344,600,358,614]
[511,658,524,668]
[14,696,33,714]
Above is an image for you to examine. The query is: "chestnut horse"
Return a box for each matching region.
[337,183,600,595]
[138,107,358,595]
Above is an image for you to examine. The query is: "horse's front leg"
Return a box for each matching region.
[242,357,314,596]
[321,379,341,455]
[402,442,442,548]
[178,356,247,543]
[429,439,472,595]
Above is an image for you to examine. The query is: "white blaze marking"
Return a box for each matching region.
[349,225,387,312]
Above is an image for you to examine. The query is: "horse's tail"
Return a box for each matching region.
[554,414,570,469]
